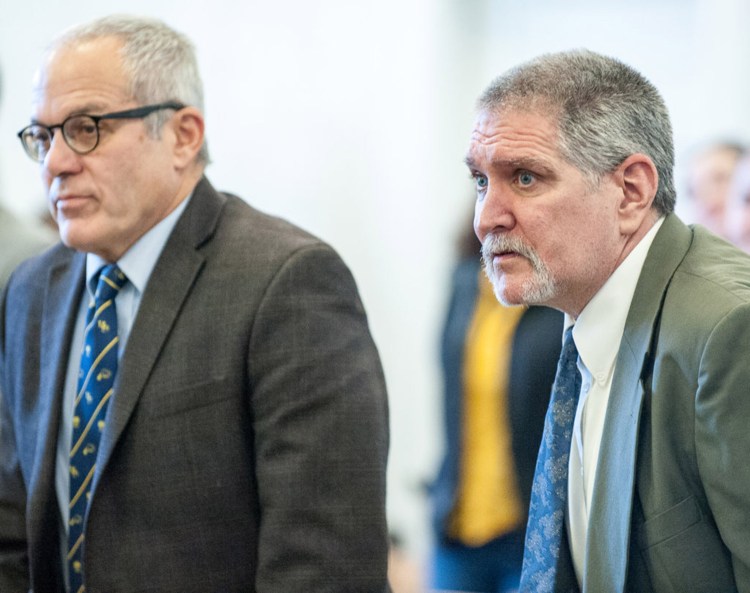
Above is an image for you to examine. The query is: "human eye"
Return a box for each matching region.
[470,171,489,196]
[516,170,536,187]
[65,116,98,141]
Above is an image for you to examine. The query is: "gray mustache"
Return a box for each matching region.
[481,234,538,262]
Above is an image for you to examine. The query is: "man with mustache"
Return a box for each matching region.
[466,49,750,592]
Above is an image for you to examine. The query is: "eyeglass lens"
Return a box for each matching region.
[21,115,100,161]
[18,103,185,162]
[64,116,99,152]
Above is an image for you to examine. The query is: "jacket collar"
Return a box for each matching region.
[583,213,692,592]
[92,177,226,496]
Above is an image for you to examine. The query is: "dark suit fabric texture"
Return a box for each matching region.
[0,177,390,593]
[430,257,563,544]
[576,214,750,593]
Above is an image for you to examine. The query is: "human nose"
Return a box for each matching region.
[43,128,82,178]
[474,184,516,242]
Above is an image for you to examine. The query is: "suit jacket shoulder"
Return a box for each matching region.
[1,177,390,592]
[587,214,750,593]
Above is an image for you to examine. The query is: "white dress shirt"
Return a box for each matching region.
[566,217,664,586]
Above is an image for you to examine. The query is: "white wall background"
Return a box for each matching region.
[2,0,749,566]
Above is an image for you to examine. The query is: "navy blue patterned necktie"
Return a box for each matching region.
[68,264,127,593]
[519,326,582,593]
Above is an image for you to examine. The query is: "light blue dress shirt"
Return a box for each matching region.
[55,195,191,590]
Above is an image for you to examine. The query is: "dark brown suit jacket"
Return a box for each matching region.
[0,177,390,592]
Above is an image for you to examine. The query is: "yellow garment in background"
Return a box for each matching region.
[449,273,525,546]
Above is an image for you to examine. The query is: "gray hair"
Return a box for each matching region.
[479,49,675,215]
[49,14,209,164]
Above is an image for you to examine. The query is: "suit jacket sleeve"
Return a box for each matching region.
[0,286,31,593]
[247,242,390,592]
[695,302,750,589]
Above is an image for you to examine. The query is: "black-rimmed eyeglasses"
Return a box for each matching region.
[17,101,186,163]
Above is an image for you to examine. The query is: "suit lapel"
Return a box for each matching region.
[93,178,226,491]
[27,252,85,560]
[584,215,692,592]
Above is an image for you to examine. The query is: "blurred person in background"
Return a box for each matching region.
[0,66,56,289]
[0,206,55,289]
[684,140,745,239]
[429,214,562,593]
[724,151,750,253]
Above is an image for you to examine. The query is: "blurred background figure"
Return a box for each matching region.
[0,207,55,289]
[684,140,745,239]
[0,66,56,290]
[428,217,562,593]
[724,152,750,253]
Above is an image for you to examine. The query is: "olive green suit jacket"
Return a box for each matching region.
[583,214,750,593]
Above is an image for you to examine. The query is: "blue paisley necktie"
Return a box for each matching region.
[519,326,582,593]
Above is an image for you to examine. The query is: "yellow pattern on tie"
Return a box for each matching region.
[68,264,127,593]
[450,272,525,545]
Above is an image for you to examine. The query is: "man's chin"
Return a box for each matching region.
[57,224,97,256]
[489,277,528,308]
[489,275,555,308]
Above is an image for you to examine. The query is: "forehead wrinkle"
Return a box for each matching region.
[473,106,560,143]
[470,130,559,162]
[467,109,565,178]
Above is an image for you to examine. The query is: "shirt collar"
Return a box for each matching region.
[566,216,665,384]
[85,193,193,298]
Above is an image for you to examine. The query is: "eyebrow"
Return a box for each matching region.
[31,102,114,125]
[72,103,111,115]
[464,154,478,169]
[464,155,554,175]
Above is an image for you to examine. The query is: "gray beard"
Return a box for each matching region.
[481,233,557,306]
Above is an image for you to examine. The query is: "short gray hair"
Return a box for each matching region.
[479,49,675,215]
[49,14,209,164]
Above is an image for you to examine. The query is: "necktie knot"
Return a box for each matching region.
[92,264,127,304]
[554,328,581,424]
[560,325,578,364]
[560,327,578,373]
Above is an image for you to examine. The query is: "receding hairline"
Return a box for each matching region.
[477,90,563,119]
[466,102,592,181]
[43,33,128,64]
[32,35,134,103]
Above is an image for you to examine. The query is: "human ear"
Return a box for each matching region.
[614,153,659,236]
[169,107,205,168]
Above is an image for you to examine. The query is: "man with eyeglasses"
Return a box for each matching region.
[0,15,389,593]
